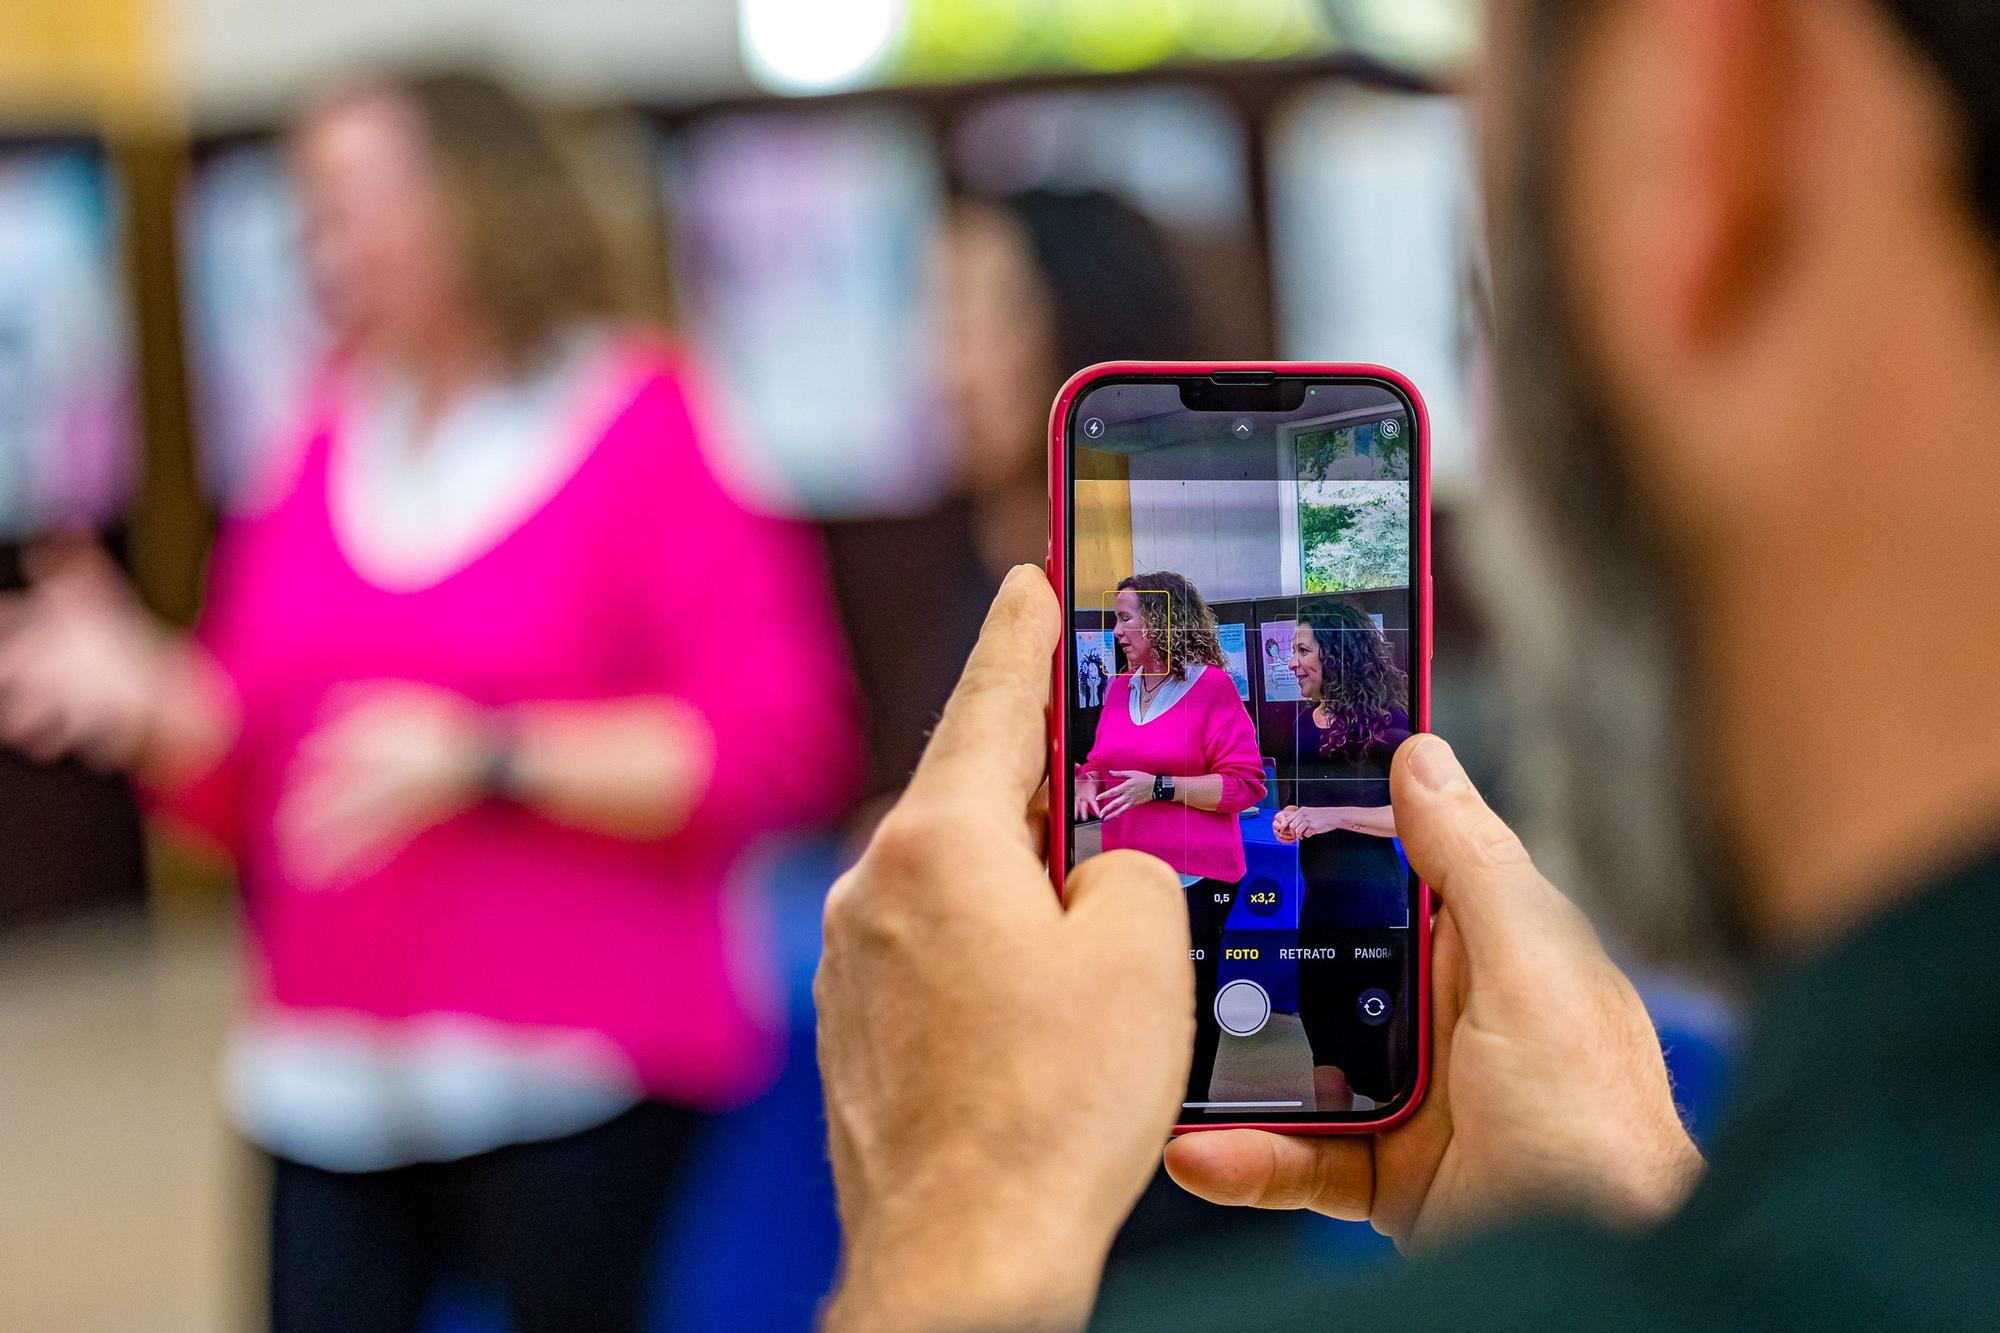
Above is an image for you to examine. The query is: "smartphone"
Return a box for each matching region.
[1048,362,1431,1134]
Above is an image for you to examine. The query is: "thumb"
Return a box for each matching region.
[1164,1129,1374,1219]
[1062,848,1186,951]
[1062,849,1194,1099]
[1063,851,1190,1010]
[1390,735,1592,973]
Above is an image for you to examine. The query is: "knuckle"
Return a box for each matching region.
[1071,850,1181,913]
[822,831,939,956]
[1092,846,1144,870]
[1254,1175,1310,1210]
[1550,889,1604,944]
[820,869,863,935]
[1307,1147,1371,1219]
[952,662,1045,720]
[1465,810,1533,872]
[863,804,951,880]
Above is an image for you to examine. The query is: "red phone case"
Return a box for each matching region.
[1046,361,1432,1136]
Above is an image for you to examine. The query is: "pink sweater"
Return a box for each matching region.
[1082,667,1265,881]
[156,339,861,1110]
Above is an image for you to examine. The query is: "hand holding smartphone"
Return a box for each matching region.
[1048,363,1432,1134]
[819,390,1693,1318]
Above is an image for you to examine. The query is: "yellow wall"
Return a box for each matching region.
[0,0,166,129]
[1073,478,1134,608]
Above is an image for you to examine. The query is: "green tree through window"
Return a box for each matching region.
[1293,415,1411,593]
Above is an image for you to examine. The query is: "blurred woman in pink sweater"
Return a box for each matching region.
[1077,571,1263,1103]
[0,73,858,1332]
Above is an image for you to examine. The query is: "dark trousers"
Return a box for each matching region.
[1184,878,1238,1104]
[268,1101,704,1333]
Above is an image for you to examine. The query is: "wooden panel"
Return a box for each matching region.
[0,0,166,127]
[1073,477,1134,606]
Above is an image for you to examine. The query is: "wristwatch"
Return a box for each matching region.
[474,713,527,803]
[1153,775,1176,803]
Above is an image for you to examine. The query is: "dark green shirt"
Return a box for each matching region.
[1096,850,2000,1330]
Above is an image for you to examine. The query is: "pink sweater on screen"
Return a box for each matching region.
[1082,668,1265,881]
[155,339,861,1110]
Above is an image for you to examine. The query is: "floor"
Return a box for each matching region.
[1208,1012,1315,1108]
[0,903,250,1332]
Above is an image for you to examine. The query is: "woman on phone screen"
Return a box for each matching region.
[1076,571,1264,1104]
[1275,601,1411,1111]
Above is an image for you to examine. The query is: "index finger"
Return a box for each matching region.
[905,565,1060,822]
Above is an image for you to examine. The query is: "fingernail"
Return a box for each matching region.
[1409,736,1471,793]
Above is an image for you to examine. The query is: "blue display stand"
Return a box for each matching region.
[1222,809,1304,1012]
[1218,811,1411,1015]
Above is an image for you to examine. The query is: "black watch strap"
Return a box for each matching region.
[475,714,527,803]
[1153,774,1175,803]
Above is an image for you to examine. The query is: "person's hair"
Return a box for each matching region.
[1000,189,1200,379]
[330,70,622,367]
[1116,571,1226,683]
[1296,601,1408,755]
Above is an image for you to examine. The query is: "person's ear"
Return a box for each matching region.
[1562,0,1791,421]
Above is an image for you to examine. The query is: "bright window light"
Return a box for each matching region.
[1336,0,1475,71]
[741,0,908,94]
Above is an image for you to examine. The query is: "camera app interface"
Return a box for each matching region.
[1066,377,1418,1121]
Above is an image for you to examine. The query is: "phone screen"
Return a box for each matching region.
[1062,373,1424,1125]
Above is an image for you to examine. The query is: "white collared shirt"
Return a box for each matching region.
[1128,663,1207,724]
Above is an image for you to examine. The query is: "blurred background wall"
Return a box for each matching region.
[0,3,1684,1329]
